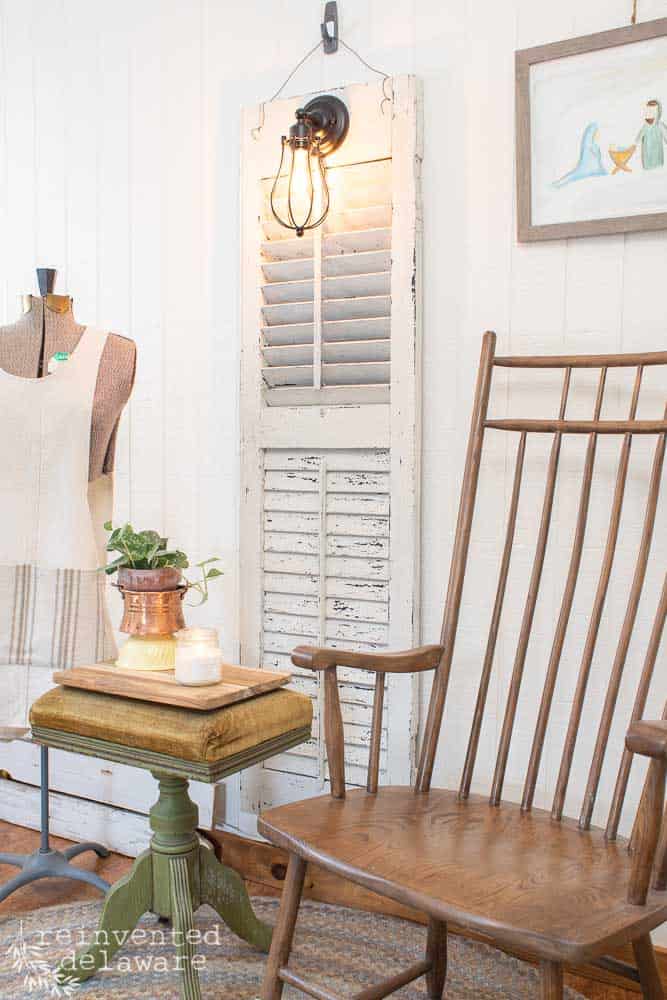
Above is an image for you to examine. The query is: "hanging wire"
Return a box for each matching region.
[252,40,324,140]
[338,38,393,113]
[252,33,392,139]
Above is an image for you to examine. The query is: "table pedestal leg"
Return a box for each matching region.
[170,854,202,1000]
[58,850,153,984]
[199,843,272,952]
[58,773,271,997]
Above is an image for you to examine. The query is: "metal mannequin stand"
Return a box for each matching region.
[0,743,110,903]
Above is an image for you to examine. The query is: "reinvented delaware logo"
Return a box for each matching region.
[6,922,79,997]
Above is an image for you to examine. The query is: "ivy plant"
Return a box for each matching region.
[102,522,222,606]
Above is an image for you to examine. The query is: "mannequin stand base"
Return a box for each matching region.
[0,844,110,903]
[0,743,110,904]
[58,773,272,1000]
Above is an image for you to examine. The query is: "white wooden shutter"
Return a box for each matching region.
[240,77,422,821]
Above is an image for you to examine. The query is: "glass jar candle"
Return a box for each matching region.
[174,628,223,686]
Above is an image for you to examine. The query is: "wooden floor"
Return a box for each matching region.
[0,820,637,999]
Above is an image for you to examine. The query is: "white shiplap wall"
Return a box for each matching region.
[0,0,665,932]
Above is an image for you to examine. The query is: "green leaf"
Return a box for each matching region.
[146,541,163,567]
[154,549,189,570]
[138,530,163,547]
[205,568,224,579]
[106,527,122,549]
[103,520,113,532]
[104,554,128,575]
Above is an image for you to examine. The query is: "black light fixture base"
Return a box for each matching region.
[302,95,350,155]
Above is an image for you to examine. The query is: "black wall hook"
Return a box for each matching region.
[321,1,339,54]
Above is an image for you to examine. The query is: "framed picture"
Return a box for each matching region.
[516,18,667,241]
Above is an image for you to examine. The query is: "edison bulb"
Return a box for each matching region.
[288,147,315,235]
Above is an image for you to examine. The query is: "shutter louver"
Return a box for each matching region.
[262,449,390,788]
[260,159,392,406]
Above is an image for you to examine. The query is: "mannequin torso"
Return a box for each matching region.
[0,296,136,480]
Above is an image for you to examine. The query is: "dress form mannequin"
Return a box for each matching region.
[0,272,136,901]
[0,286,136,480]
[0,269,138,671]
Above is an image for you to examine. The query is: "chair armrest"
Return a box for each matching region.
[626,721,667,760]
[291,644,443,673]
[294,643,443,801]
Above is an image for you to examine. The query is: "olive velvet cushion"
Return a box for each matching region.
[30,686,313,764]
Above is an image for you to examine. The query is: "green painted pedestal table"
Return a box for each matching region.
[29,682,313,1000]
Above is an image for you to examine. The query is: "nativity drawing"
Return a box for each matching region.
[553,97,666,187]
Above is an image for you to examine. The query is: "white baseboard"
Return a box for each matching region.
[0,777,149,857]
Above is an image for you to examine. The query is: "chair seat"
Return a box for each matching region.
[258,786,667,963]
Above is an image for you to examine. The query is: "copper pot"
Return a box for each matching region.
[119,587,187,636]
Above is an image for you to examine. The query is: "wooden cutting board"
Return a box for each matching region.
[52,662,291,711]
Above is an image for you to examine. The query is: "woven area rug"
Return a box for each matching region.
[0,897,586,998]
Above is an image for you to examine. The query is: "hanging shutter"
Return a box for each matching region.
[240,77,421,821]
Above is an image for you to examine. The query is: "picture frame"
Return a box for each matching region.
[516,17,667,241]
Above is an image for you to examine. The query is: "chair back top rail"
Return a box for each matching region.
[485,418,666,434]
[414,332,667,846]
[494,350,667,368]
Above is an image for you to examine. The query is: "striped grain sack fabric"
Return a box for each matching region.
[0,328,116,726]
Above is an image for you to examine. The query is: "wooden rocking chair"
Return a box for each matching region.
[259,332,667,1000]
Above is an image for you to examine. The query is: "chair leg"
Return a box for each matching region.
[633,935,665,999]
[540,960,563,999]
[261,853,307,1000]
[425,918,447,998]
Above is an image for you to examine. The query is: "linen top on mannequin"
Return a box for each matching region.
[0,297,136,725]
[0,296,136,480]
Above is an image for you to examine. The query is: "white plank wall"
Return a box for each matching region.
[0,0,665,935]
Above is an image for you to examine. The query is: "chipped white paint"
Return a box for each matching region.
[259,448,394,789]
[261,448,398,789]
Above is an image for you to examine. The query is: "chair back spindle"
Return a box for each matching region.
[552,366,645,821]
[324,667,346,799]
[581,410,666,831]
[607,575,667,840]
[416,332,496,793]
[521,368,606,813]
[367,672,386,794]
[490,368,571,807]
[460,431,526,799]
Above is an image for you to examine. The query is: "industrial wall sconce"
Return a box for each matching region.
[270,95,350,237]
